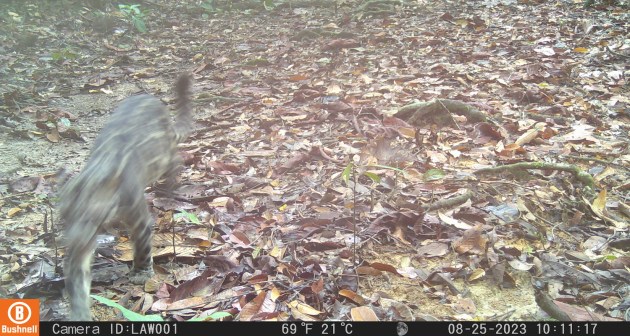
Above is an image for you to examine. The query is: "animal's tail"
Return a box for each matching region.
[174,73,193,141]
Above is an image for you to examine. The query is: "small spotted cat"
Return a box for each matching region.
[60,74,192,321]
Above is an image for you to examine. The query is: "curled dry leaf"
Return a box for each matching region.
[468,268,485,282]
[369,262,401,276]
[356,266,382,276]
[239,291,267,321]
[270,286,282,301]
[508,259,534,271]
[310,278,324,294]
[514,123,545,146]
[163,296,208,312]
[453,224,488,255]
[46,129,61,142]
[322,39,360,51]
[289,308,319,321]
[8,207,22,217]
[229,231,251,246]
[339,289,367,305]
[417,242,449,258]
[288,300,323,316]
[379,298,415,320]
[438,212,473,230]
[586,190,627,229]
[450,297,476,315]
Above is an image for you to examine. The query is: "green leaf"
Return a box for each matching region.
[243,58,271,66]
[91,295,163,321]
[130,4,142,15]
[201,0,216,13]
[252,246,261,259]
[59,117,71,127]
[133,17,147,33]
[174,210,200,224]
[367,164,405,173]
[423,168,445,181]
[118,4,131,14]
[341,163,353,186]
[363,171,381,183]
[51,52,63,61]
[262,0,275,10]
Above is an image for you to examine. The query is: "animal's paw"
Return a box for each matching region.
[129,266,154,285]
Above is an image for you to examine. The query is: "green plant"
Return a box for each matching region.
[200,0,217,14]
[118,4,147,33]
[51,48,79,61]
[6,10,23,24]
[340,161,405,269]
[341,162,405,187]
[262,0,275,10]
[174,210,200,224]
[91,295,163,321]
[199,0,276,14]
[91,295,231,321]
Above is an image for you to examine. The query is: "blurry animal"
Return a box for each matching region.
[60,74,192,320]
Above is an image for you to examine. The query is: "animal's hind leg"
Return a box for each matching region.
[127,202,155,284]
[154,157,182,198]
[64,227,98,320]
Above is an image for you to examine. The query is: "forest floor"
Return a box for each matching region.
[0,0,628,322]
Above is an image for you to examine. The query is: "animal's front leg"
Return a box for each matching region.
[154,155,183,198]
[127,203,155,284]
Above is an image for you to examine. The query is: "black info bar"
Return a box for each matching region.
[39,321,626,336]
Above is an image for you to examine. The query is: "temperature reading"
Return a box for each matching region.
[288,322,353,335]
[321,322,352,335]
[281,323,298,335]
[322,323,334,334]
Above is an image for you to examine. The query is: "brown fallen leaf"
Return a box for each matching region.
[350,306,379,321]
[468,268,485,282]
[418,242,450,258]
[240,291,268,321]
[322,39,360,51]
[46,128,61,142]
[586,189,627,229]
[339,289,367,305]
[453,224,487,255]
[450,296,477,314]
[370,262,401,276]
[514,123,544,146]
[356,266,382,276]
[288,300,323,316]
[8,207,22,217]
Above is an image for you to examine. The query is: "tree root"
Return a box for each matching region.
[421,190,473,212]
[474,162,595,189]
[395,99,488,127]
[534,289,572,321]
